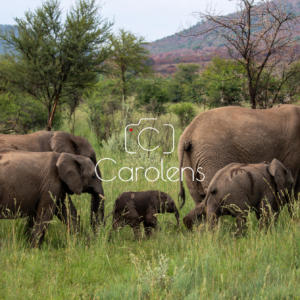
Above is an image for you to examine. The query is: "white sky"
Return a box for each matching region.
[0,0,237,42]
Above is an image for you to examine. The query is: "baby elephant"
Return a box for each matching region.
[183,159,293,235]
[106,191,179,238]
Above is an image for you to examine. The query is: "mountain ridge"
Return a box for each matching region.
[147,0,300,73]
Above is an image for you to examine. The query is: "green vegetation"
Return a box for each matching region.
[0,0,113,130]
[201,57,247,107]
[107,29,154,103]
[1,112,300,298]
[2,0,300,297]
[171,102,197,129]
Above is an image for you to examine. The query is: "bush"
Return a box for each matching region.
[135,78,170,117]
[171,103,197,129]
[0,93,62,133]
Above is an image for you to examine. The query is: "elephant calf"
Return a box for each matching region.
[106,191,179,238]
[183,159,293,235]
[0,149,104,247]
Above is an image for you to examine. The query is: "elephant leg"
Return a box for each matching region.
[234,214,247,237]
[56,195,79,234]
[123,206,141,239]
[143,215,158,237]
[112,212,124,231]
[24,215,35,237]
[258,199,273,232]
[30,200,56,248]
[293,169,300,201]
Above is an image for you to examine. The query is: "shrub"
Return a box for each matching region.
[171,103,197,129]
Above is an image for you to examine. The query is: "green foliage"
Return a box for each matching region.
[83,79,132,144]
[171,103,197,129]
[173,63,200,85]
[135,78,170,117]
[2,120,300,298]
[108,29,154,102]
[168,63,204,104]
[0,0,113,130]
[201,57,247,108]
[167,79,185,103]
[0,92,61,133]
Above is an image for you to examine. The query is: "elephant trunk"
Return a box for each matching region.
[91,164,105,229]
[183,202,206,231]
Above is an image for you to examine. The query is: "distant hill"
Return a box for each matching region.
[147,0,300,75]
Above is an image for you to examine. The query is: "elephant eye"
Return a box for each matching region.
[92,174,96,179]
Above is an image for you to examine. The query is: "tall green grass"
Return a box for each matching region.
[1,106,300,299]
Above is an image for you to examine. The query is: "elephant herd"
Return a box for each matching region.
[0,131,105,247]
[179,104,300,233]
[0,104,299,247]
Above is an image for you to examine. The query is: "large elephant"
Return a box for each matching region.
[178,105,300,207]
[0,130,104,228]
[183,159,294,234]
[0,149,104,247]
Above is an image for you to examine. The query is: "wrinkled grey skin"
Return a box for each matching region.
[183,159,294,235]
[178,105,300,208]
[0,149,104,247]
[0,130,104,228]
[106,191,179,238]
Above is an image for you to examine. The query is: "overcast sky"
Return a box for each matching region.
[0,0,237,42]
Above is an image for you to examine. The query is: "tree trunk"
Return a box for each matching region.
[248,80,256,109]
[47,95,59,131]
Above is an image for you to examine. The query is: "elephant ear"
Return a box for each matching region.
[56,153,83,195]
[50,131,79,155]
[268,158,293,193]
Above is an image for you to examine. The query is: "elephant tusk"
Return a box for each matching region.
[99,194,105,200]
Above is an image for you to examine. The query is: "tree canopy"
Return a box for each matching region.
[0,0,113,130]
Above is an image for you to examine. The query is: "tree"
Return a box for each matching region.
[0,0,113,130]
[135,78,170,117]
[187,0,300,108]
[169,63,204,104]
[173,63,200,85]
[107,29,154,103]
[171,103,197,129]
[84,78,123,144]
[201,57,247,107]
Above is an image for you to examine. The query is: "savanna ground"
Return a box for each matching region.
[1,105,300,299]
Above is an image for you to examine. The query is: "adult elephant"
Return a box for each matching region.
[0,149,104,247]
[178,104,300,208]
[0,130,104,228]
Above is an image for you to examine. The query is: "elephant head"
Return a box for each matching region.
[157,193,180,227]
[56,153,104,197]
[50,131,96,160]
[50,131,104,227]
[268,158,294,203]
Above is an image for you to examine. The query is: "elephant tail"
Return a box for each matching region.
[178,140,191,209]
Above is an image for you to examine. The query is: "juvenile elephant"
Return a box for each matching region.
[183,159,294,235]
[178,105,300,208]
[0,149,104,247]
[0,130,104,228]
[106,191,179,238]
